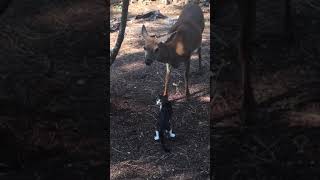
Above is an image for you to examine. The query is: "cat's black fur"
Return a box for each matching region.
[156,94,173,153]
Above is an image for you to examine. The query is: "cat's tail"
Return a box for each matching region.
[160,130,170,153]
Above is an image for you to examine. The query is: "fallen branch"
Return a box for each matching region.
[135,10,167,20]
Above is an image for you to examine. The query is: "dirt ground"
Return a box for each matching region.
[0,1,106,179]
[110,1,210,179]
[212,0,320,179]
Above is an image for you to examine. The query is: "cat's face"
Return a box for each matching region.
[156,94,168,105]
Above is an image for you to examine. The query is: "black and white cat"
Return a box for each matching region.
[154,94,175,152]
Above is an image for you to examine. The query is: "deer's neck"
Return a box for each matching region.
[157,45,170,63]
[157,44,184,68]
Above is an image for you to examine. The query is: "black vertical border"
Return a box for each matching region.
[209,0,215,179]
[106,0,111,179]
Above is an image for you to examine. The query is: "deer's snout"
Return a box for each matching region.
[145,58,153,66]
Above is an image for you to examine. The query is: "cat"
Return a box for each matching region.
[154,94,176,152]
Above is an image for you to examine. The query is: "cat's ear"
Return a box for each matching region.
[156,95,161,105]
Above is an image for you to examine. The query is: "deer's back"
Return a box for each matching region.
[169,4,204,54]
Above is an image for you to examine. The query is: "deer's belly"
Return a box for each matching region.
[169,56,189,69]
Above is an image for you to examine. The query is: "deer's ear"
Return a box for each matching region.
[141,25,148,39]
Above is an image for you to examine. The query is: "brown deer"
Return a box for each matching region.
[141,3,205,97]
[215,0,293,124]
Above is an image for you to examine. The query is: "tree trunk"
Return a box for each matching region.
[110,0,130,65]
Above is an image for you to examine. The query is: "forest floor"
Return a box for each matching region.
[0,1,106,179]
[110,1,210,179]
[211,0,320,179]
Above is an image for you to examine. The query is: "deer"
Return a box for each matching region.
[215,0,293,124]
[141,3,205,98]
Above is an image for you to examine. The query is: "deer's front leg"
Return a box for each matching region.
[184,60,190,96]
[163,63,172,96]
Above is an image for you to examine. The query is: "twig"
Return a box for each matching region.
[305,0,320,11]
[252,135,267,149]
[211,60,229,101]
[112,147,127,155]
[212,31,229,48]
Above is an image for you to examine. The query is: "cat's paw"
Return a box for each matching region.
[169,129,175,138]
[169,132,176,138]
[154,130,160,141]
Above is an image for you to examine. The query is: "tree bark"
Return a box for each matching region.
[110,0,130,65]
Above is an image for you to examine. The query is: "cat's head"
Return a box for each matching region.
[156,94,169,105]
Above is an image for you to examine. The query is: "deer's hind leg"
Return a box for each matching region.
[197,47,202,71]
[184,59,190,97]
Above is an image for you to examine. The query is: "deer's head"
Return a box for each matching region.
[141,25,177,66]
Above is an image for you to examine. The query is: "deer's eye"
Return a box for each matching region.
[154,47,159,53]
